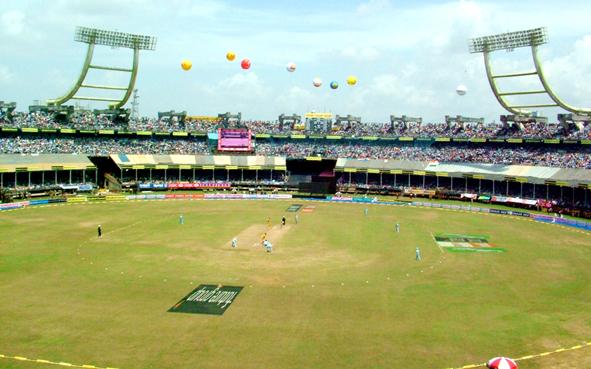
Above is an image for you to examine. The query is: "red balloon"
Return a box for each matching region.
[241,59,251,70]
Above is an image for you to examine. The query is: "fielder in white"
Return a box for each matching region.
[263,240,273,253]
[231,237,238,248]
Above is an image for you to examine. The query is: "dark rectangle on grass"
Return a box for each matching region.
[286,204,303,212]
[168,284,243,315]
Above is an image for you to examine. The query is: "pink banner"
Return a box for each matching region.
[168,182,231,189]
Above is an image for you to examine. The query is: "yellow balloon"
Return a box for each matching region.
[226,51,236,61]
[180,59,192,71]
[346,75,357,85]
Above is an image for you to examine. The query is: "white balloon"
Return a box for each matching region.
[313,77,322,87]
[286,62,296,72]
[456,84,467,96]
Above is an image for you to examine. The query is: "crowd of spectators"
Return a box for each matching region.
[2,111,591,139]
[255,142,591,169]
[0,137,207,156]
[2,136,591,169]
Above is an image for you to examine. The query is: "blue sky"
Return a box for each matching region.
[1,0,591,122]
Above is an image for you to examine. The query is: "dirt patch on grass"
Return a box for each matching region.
[223,224,292,249]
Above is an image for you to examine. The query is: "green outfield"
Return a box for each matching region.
[1,200,590,369]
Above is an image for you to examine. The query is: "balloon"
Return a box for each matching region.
[312,78,322,87]
[241,58,251,70]
[286,62,296,72]
[226,51,236,61]
[330,81,339,89]
[180,59,192,71]
[346,75,357,86]
[456,84,467,96]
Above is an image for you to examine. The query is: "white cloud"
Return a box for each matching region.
[357,0,391,15]
[1,10,25,35]
[0,65,14,83]
[341,46,381,62]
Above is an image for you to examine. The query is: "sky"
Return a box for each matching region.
[1,0,591,122]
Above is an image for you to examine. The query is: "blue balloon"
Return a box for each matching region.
[330,81,339,89]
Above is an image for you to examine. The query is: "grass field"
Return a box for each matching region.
[1,199,591,369]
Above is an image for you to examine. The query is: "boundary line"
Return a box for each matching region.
[430,232,445,253]
[0,354,118,369]
[443,340,591,369]
[1,197,591,369]
[2,341,589,369]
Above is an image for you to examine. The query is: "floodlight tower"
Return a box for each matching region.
[47,26,156,110]
[469,27,591,116]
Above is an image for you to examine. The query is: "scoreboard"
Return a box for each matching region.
[217,128,252,152]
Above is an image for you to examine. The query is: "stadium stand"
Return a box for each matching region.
[1,109,590,219]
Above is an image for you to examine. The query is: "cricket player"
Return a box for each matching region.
[364,208,368,217]
[231,237,238,248]
[281,216,286,226]
[415,247,421,261]
[179,214,184,225]
[264,240,273,253]
[97,225,102,238]
[295,214,299,224]
[266,217,271,228]
[260,232,267,246]
[395,223,400,233]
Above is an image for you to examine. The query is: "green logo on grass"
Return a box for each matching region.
[168,284,243,315]
[433,233,506,253]
[286,204,303,212]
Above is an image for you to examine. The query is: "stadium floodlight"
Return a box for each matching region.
[75,26,157,50]
[469,28,548,54]
[47,26,157,109]
[469,27,590,116]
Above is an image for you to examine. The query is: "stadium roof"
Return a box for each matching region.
[0,154,95,173]
[336,158,591,186]
[110,154,287,170]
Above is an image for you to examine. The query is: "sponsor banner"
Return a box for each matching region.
[106,195,127,201]
[127,194,167,200]
[29,199,49,206]
[489,208,531,218]
[59,184,80,190]
[164,194,204,199]
[286,204,303,212]
[328,196,353,201]
[168,182,231,189]
[509,211,531,218]
[168,284,243,315]
[87,196,106,202]
[204,193,292,200]
[48,198,67,204]
[138,183,168,190]
[78,184,94,192]
[66,197,88,203]
[351,197,377,203]
[0,201,29,211]
[492,196,537,206]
